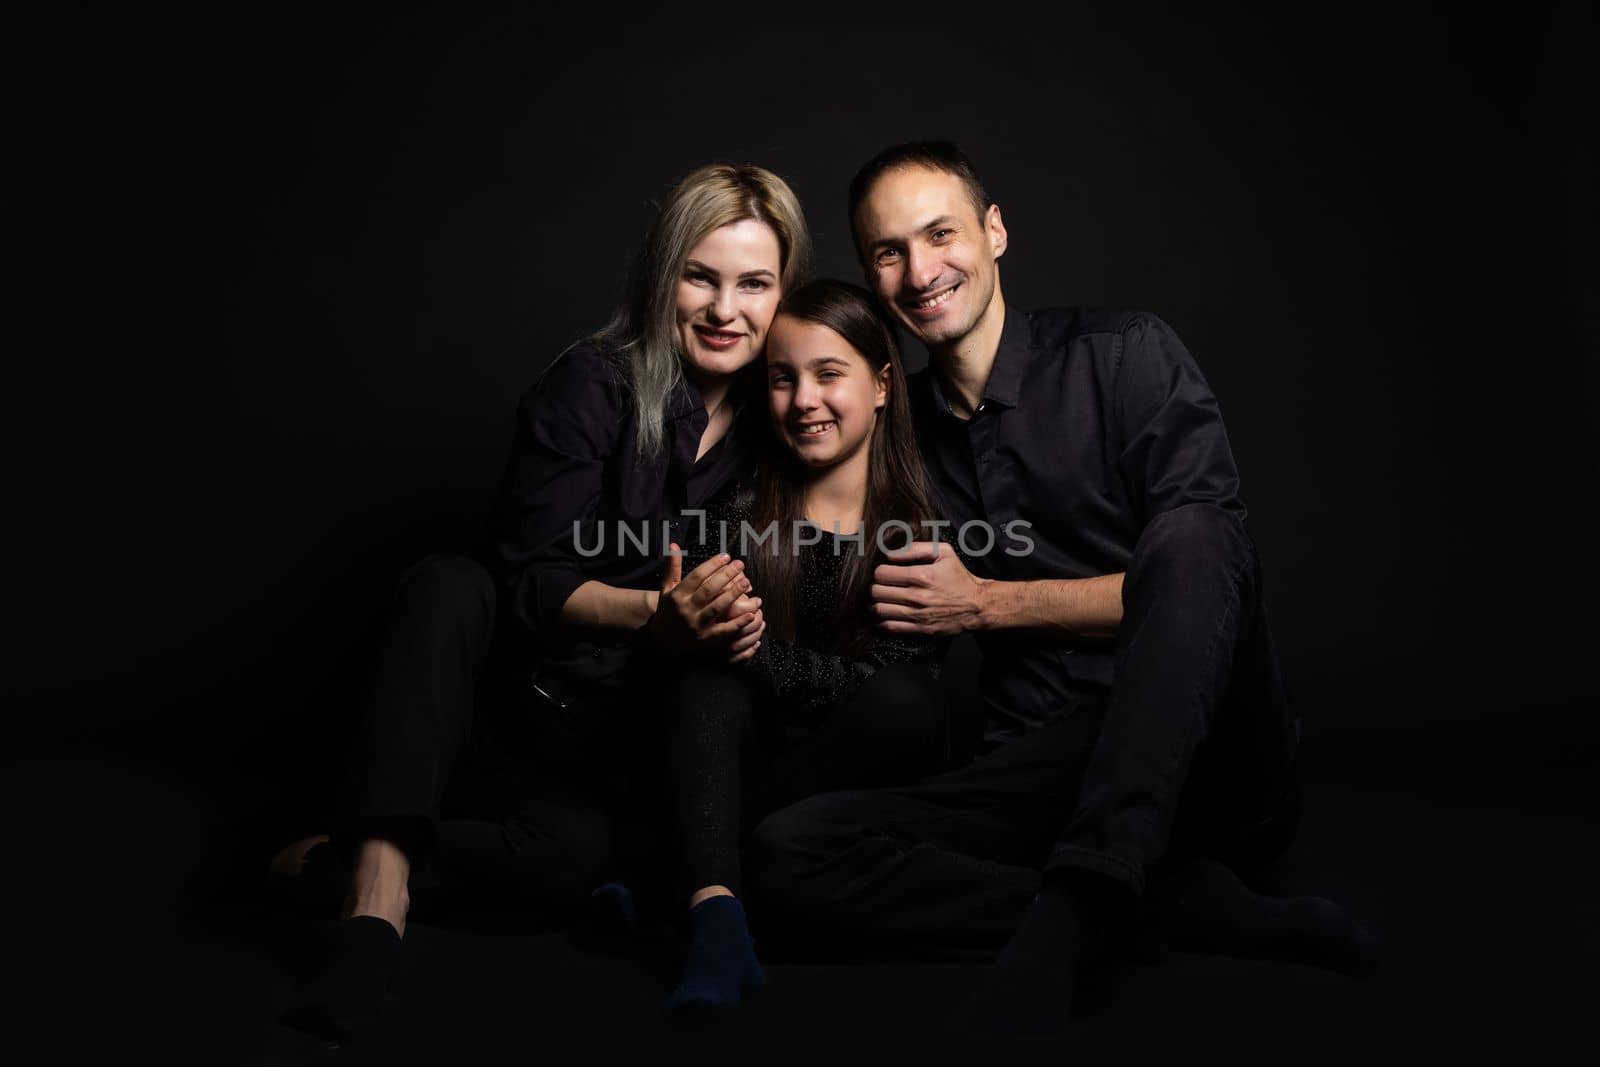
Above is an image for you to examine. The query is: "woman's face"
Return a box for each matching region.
[766,313,890,470]
[675,218,784,384]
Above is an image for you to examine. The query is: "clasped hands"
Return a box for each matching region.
[643,545,765,664]
[644,539,984,661]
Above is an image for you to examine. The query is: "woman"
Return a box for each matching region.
[660,279,964,1011]
[274,163,810,1042]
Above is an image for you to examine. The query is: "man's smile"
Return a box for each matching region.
[903,283,960,315]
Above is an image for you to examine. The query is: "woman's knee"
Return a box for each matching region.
[394,553,498,633]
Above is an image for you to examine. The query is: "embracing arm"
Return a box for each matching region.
[872,541,1122,638]
[971,571,1122,637]
[875,315,1240,641]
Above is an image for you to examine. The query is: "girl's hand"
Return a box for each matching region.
[724,593,765,664]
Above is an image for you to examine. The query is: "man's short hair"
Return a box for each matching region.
[847,141,993,255]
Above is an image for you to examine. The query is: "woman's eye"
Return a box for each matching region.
[740,279,770,292]
[817,370,840,380]
[769,374,791,387]
[686,271,711,285]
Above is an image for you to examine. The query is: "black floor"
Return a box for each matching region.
[17,703,1595,1064]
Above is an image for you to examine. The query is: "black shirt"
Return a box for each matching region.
[486,339,759,675]
[909,307,1245,746]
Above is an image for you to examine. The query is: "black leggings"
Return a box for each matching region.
[664,661,958,903]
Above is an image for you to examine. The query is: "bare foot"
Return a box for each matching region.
[341,838,411,938]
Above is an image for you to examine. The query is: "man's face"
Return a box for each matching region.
[854,165,1007,351]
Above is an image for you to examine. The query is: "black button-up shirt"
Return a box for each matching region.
[909,307,1245,746]
[486,340,758,672]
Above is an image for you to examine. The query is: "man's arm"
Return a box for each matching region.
[872,542,1122,638]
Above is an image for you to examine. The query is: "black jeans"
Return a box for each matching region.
[332,553,628,908]
[664,661,958,903]
[747,504,1302,956]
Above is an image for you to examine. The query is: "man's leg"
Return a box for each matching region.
[747,703,1104,960]
[961,504,1368,1040]
[1046,502,1293,890]
[949,504,1287,1038]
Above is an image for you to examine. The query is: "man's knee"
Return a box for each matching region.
[1130,503,1257,591]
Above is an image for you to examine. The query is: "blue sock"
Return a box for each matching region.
[664,895,764,1012]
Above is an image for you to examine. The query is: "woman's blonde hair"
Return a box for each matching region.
[598,164,810,460]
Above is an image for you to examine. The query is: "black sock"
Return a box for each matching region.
[664,895,764,1012]
[279,916,404,1043]
[269,840,349,918]
[1163,858,1378,975]
[952,875,1119,1042]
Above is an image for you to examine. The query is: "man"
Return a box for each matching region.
[748,142,1373,1038]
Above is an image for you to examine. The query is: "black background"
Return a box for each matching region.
[13,4,1598,1056]
[18,5,1595,773]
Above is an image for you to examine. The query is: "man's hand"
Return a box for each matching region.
[871,541,988,635]
[646,545,765,660]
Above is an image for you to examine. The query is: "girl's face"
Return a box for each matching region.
[766,313,890,470]
[674,219,784,383]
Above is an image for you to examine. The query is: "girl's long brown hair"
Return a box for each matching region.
[750,279,940,656]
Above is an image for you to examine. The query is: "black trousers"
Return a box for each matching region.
[746,503,1302,956]
[664,661,959,903]
[333,553,630,908]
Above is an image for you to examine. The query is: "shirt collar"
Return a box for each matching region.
[669,362,762,422]
[667,373,705,422]
[928,307,1031,416]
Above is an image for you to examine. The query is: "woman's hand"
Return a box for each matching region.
[646,545,765,661]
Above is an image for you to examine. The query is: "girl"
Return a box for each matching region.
[661,279,963,1010]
